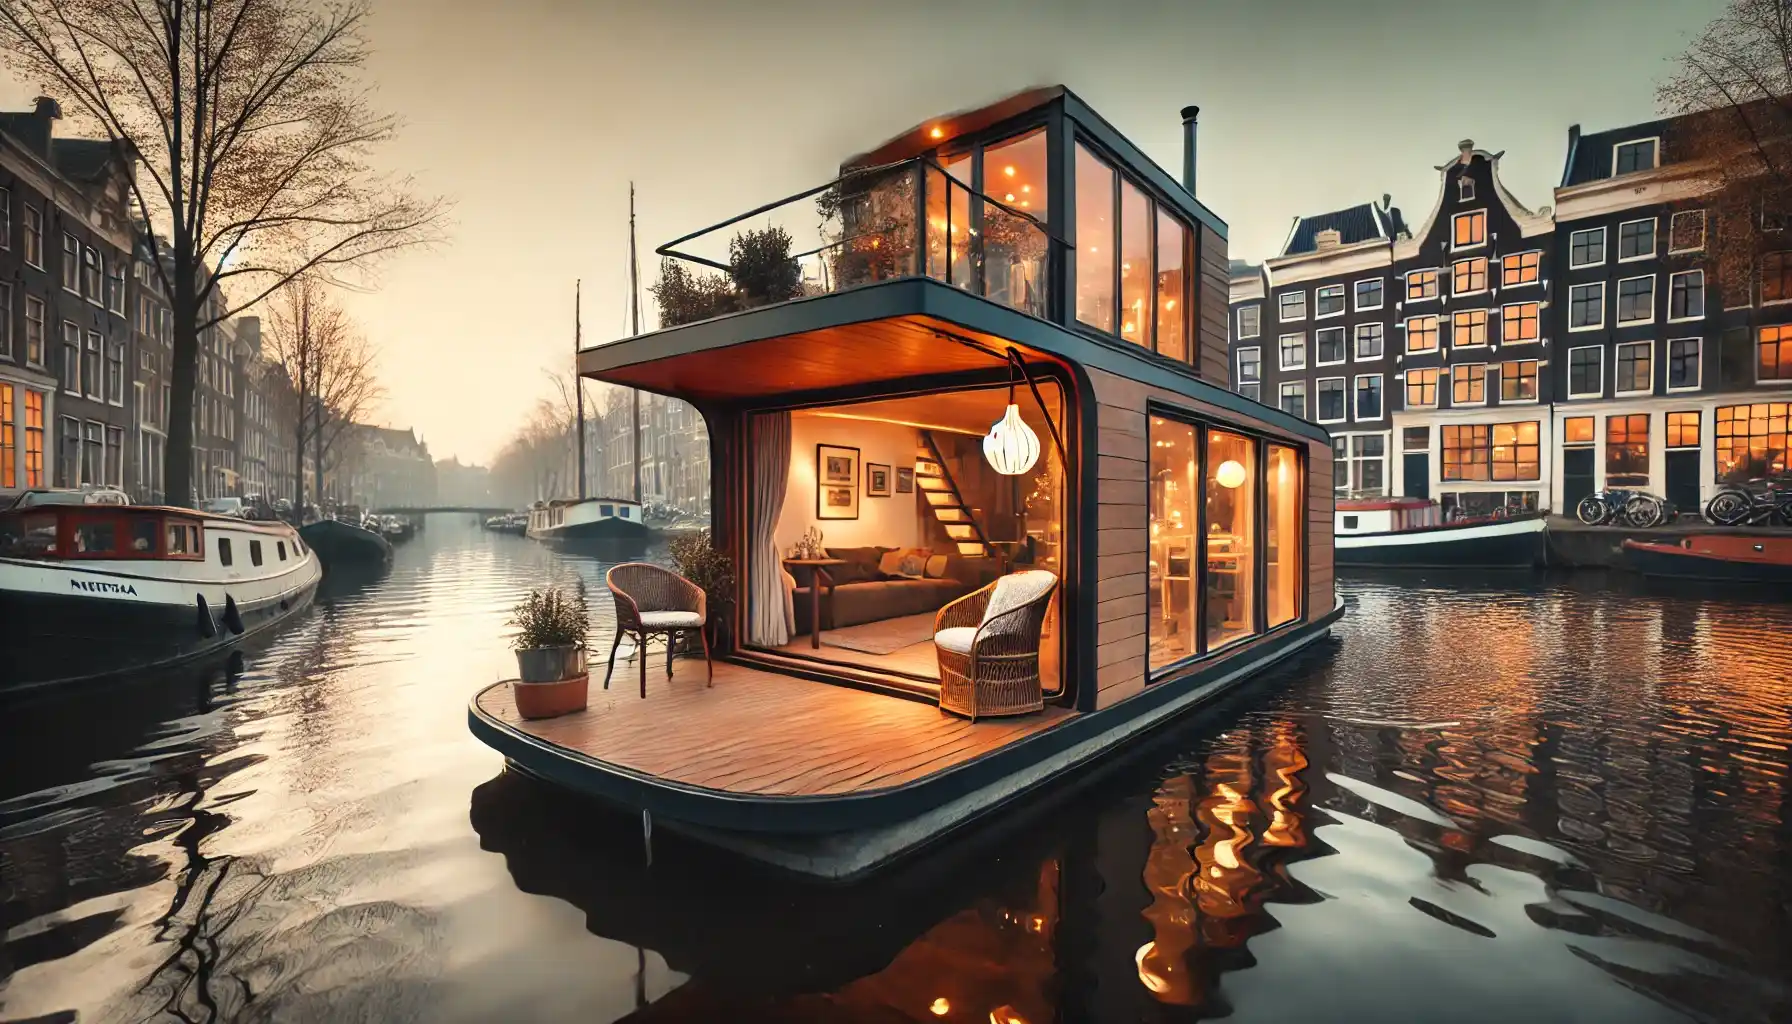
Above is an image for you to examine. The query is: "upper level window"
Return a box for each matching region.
[1452,210,1486,249]
[61,233,79,291]
[1074,143,1116,332]
[1119,179,1151,346]
[1237,305,1260,339]
[1452,309,1488,347]
[1762,251,1792,303]
[1406,269,1439,301]
[1452,257,1488,295]
[1237,347,1260,383]
[1314,284,1345,318]
[1617,218,1656,261]
[23,207,41,267]
[1614,138,1659,176]
[1669,210,1706,252]
[1406,314,1439,353]
[1154,209,1189,362]
[1569,227,1605,268]
[1501,251,1540,287]
[1278,291,1306,322]
[82,247,102,301]
[1354,278,1383,310]
[1279,332,1306,370]
[1073,140,1192,361]
[1457,175,1475,201]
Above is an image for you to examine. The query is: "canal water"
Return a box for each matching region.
[1,514,1788,1023]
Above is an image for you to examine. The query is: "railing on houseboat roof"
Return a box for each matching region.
[655,156,1068,326]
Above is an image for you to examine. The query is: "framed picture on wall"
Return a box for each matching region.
[817,444,860,519]
[895,467,914,494]
[865,462,891,497]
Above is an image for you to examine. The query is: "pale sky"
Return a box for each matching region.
[6,0,1727,464]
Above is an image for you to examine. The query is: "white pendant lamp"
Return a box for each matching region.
[984,402,1041,476]
[1216,459,1246,489]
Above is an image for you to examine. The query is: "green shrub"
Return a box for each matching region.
[509,579,589,650]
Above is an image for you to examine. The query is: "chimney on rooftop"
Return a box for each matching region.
[1180,105,1199,195]
[1458,139,1475,165]
[1314,228,1342,250]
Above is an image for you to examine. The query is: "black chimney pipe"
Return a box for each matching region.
[1180,105,1200,195]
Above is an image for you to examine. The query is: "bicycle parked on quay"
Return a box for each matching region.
[1702,478,1792,526]
[1575,489,1675,529]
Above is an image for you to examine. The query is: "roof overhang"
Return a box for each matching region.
[577,278,1330,445]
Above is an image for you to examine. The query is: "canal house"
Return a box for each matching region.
[469,87,1341,878]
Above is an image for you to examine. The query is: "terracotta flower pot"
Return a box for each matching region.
[512,673,589,719]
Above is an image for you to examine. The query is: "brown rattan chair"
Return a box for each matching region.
[604,562,710,698]
[933,569,1057,721]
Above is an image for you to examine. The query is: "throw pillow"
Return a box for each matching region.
[924,554,951,579]
[897,553,928,577]
[877,549,907,576]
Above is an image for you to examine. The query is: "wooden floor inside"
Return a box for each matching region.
[474,653,1075,797]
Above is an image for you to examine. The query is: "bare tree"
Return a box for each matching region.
[0,0,446,507]
[1659,0,1792,293]
[264,275,381,512]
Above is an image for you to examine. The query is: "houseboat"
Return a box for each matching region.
[1335,496,1548,568]
[0,494,322,690]
[1620,533,1792,584]
[468,87,1341,879]
[525,497,650,543]
[299,515,393,568]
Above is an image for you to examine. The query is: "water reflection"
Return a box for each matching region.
[2,522,1789,1022]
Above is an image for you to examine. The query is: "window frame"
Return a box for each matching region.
[1405,314,1440,354]
[1500,359,1540,404]
[1568,281,1605,331]
[1616,217,1657,263]
[60,232,80,292]
[1404,366,1441,409]
[1667,336,1702,393]
[1567,344,1605,398]
[1314,375,1348,425]
[1277,381,1307,419]
[1236,304,1261,339]
[1666,410,1701,449]
[1667,269,1705,322]
[1450,362,1488,407]
[1758,324,1792,382]
[1762,251,1792,304]
[1313,325,1347,367]
[1353,278,1384,312]
[1278,290,1307,323]
[1568,227,1606,269]
[1405,268,1440,303]
[1353,321,1384,361]
[1354,373,1384,421]
[1452,308,1489,348]
[1612,137,1660,176]
[1313,283,1346,320]
[1451,256,1489,297]
[1668,209,1706,253]
[1278,332,1306,371]
[1500,301,1540,344]
[1236,346,1261,384]
[1615,274,1655,325]
[1451,210,1487,251]
[1499,250,1541,288]
[1457,175,1475,202]
[1614,340,1654,397]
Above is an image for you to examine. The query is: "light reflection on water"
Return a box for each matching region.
[0,517,1788,1023]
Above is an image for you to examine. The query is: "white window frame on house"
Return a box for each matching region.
[1614,340,1654,397]
[1405,314,1440,354]
[1278,381,1307,419]
[1613,137,1660,176]
[1354,321,1384,360]
[0,187,9,251]
[1668,209,1706,253]
[1452,256,1489,297]
[1451,210,1487,251]
[1239,382,1261,403]
[1667,336,1702,393]
[1354,278,1384,311]
[1616,217,1657,262]
[1315,376,1348,425]
[1336,431,1390,498]
[1568,281,1605,331]
[1450,362,1489,408]
[1405,268,1440,302]
[1500,301,1541,344]
[1354,373,1384,420]
[1237,304,1261,339]
[1499,250,1542,288]
[82,247,102,306]
[23,206,42,268]
[1404,367,1441,409]
[1615,274,1655,325]
[1667,269,1705,323]
[1452,309,1490,348]
[1314,326,1347,366]
[61,233,80,293]
[1278,291,1307,322]
[1500,359,1541,404]
[1457,175,1475,202]
[1567,344,1605,398]
[1279,332,1306,370]
[1236,346,1261,384]
[1314,283,1346,319]
[1568,227,1606,269]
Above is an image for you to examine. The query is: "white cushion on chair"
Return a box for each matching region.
[982,570,1057,625]
[639,610,703,628]
[934,626,979,654]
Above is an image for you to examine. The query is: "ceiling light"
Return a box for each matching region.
[1004,193,1015,202]
[929,127,944,139]
[1004,165,1015,177]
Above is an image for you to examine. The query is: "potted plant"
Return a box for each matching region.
[669,530,736,651]
[508,580,590,719]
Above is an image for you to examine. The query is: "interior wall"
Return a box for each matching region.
[777,415,923,553]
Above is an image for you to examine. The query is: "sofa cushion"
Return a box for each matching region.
[934,626,978,655]
[825,546,892,585]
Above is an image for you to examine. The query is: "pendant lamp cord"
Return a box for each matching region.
[1004,348,1070,474]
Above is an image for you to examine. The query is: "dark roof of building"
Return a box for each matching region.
[1559,116,1676,188]
[1280,200,1405,257]
[842,86,1065,170]
[51,138,116,183]
[1228,258,1260,279]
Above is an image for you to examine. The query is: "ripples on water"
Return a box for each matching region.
[1,516,1788,1022]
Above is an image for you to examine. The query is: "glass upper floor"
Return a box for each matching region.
[650,87,1221,374]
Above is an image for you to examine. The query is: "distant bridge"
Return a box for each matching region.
[376,506,514,517]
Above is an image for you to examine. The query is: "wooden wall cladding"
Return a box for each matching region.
[1086,366,1331,711]
[1198,226,1230,386]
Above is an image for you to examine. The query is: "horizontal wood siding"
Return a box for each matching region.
[1198,226,1230,386]
[1087,365,1327,711]
[1308,437,1335,618]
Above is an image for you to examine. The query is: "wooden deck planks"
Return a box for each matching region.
[474,654,1074,798]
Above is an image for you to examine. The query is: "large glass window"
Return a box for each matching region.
[1716,402,1791,480]
[1155,209,1187,361]
[1074,143,1116,331]
[982,128,1049,317]
[1355,375,1382,420]
[1119,180,1152,347]
[1406,315,1439,353]
[1149,418,1199,666]
[1316,378,1346,422]
[1761,325,1792,381]
[1266,444,1301,629]
[1490,422,1540,481]
[1204,430,1256,651]
[1405,367,1440,408]
[1607,414,1650,486]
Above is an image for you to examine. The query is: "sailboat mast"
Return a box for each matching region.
[574,278,586,500]
[629,182,643,506]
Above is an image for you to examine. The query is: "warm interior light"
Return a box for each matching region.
[1004,165,1016,177]
[1217,460,1246,488]
[930,997,951,1016]
[984,403,1041,475]
[1165,299,1177,309]
[1020,201,1030,208]
[1021,184,1031,193]
[929,126,944,139]
[1004,193,1015,202]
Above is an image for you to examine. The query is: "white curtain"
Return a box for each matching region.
[747,411,792,646]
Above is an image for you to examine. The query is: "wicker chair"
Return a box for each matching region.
[604,562,711,698]
[933,569,1057,721]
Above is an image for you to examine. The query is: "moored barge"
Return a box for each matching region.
[468,87,1341,878]
[1620,533,1792,584]
[525,497,650,543]
[1,495,322,690]
[1335,496,1548,568]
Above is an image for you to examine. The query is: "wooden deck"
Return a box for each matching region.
[473,653,1075,798]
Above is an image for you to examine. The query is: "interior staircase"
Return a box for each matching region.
[917,432,989,557]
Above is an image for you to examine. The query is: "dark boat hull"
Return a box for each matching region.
[528,518,651,543]
[0,575,318,691]
[300,519,394,567]
[1620,537,1792,584]
[1336,515,1548,568]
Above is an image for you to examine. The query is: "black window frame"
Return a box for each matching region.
[1315,377,1347,422]
[1668,337,1701,389]
[1669,270,1705,320]
[218,536,233,566]
[1568,346,1603,396]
